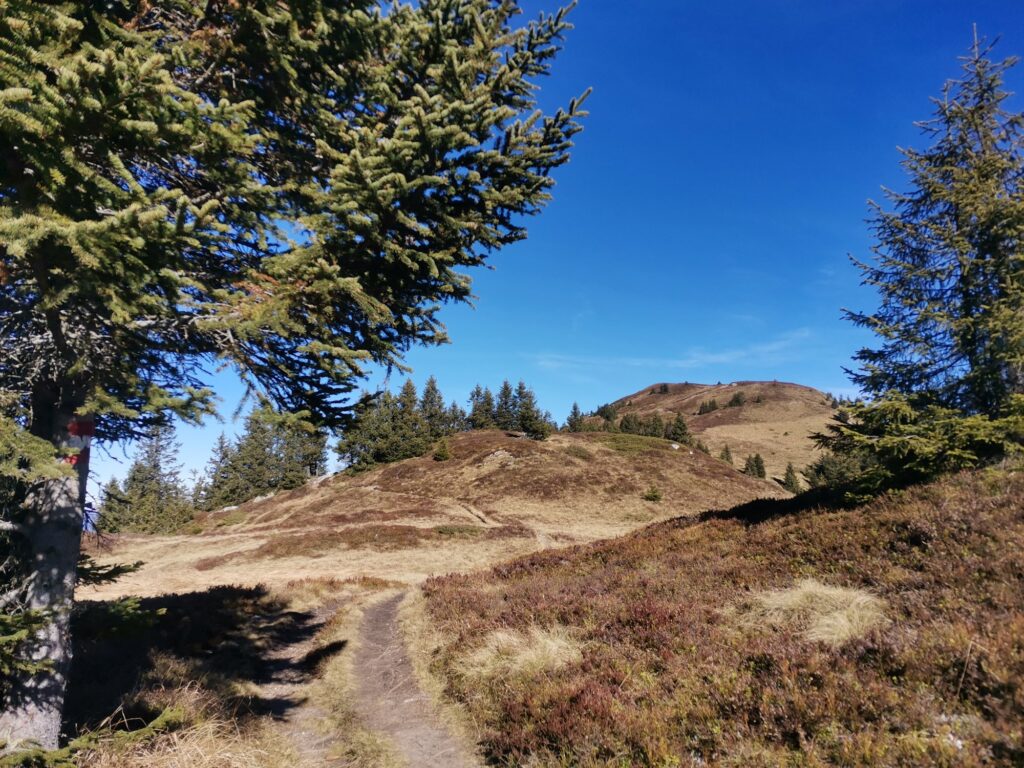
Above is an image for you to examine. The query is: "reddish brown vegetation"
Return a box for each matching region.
[423,469,1024,766]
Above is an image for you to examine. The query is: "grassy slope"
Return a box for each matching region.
[602,380,836,478]
[85,431,784,599]
[423,469,1024,767]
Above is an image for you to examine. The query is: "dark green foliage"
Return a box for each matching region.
[642,485,662,502]
[695,440,711,455]
[197,408,328,509]
[468,386,497,431]
[743,453,766,478]
[658,383,670,394]
[433,438,452,462]
[618,413,643,435]
[697,399,719,415]
[727,391,747,407]
[515,382,551,440]
[494,381,518,431]
[594,403,619,422]
[96,424,193,534]
[847,43,1024,419]
[823,41,1024,494]
[564,402,585,433]
[664,413,691,443]
[781,462,802,493]
[719,444,733,464]
[420,377,448,442]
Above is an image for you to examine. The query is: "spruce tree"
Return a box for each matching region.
[823,38,1024,492]
[847,40,1024,417]
[495,380,519,431]
[565,402,585,432]
[515,381,551,440]
[782,462,802,493]
[665,413,691,443]
[97,424,192,534]
[420,377,448,441]
[719,444,733,465]
[619,413,643,435]
[468,386,497,430]
[743,454,767,479]
[0,0,585,745]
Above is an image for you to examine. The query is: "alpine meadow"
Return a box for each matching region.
[1,3,1023,767]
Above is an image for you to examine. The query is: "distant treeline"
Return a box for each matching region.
[339,377,554,468]
[98,407,328,533]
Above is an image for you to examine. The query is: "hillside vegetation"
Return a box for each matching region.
[597,381,835,479]
[84,430,784,600]
[422,467,1024,767]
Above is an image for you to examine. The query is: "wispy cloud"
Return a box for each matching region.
[530,328,814,373]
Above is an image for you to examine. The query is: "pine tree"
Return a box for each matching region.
[698,399,719,415]
[847,39,1024,418]
[495,380,519,431]
[445,402,469,434]
[782,462,802,493]
[821,38,1024,493]
[619,413,643,435]
[664,413,691,443]
[0,0,585,745]
[420,377,448,441]
[515,381,551,440]
[642,413,665,438]
[468,386,497,430]
[719,445,733,464]
[97,424,193,534]
[565,402,585,432]
[743,454,766,479]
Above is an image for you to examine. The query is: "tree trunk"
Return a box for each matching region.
[0,399,91,752]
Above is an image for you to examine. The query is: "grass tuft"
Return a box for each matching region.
[731,578,888,647]
[459,626,582,682]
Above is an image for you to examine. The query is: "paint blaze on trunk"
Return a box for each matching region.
[0,415,92,752]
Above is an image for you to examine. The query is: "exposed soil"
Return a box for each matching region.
[353,593,477,768]
[253,601,348,767]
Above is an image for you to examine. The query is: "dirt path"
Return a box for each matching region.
[354,593,477,768]
[253,603,347,767]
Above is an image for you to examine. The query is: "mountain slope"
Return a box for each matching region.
[85,430,784,599]
[422,468,1024,766]
[604,380,836,478]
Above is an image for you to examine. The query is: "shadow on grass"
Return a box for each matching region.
[64,585,346,738]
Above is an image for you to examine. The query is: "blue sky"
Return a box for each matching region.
[90,0,1024,495]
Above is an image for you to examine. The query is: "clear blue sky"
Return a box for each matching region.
[90,0,1024,496]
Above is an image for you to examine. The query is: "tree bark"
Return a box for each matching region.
[0,396,91,752]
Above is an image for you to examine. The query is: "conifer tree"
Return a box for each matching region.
[782,462,802,493]
[719,444,733,465]
[847,39,1024,417]
[1,1,585,740]
[664,413,691,443]
[642,413,665,438]
[420,377,448,441]
[495,380,519,431]
[515,381,551,440]
[619,413,643,435]
[445,402,469,435]
[565,402,585,432]
[97,424,192,534]
[822,38,1024,492]
[468,386,497,430]
[743,454,767,479]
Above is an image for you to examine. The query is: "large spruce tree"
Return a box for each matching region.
[827,38,1024,490]
[0,0,585,747]
[847,40,1024,415]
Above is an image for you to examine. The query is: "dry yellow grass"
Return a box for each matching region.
[604,380,836,478]
[459,626,583,682]
[83,430,785,600]
[731,578,889,647]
